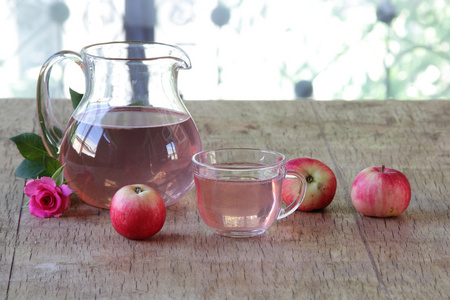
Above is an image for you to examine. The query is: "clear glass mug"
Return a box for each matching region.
[192,148,307,238]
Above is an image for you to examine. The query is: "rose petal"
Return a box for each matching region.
[36,190,56,208]
[29,196,51,218]
[24,180,41,197]
[24,177,57,197]
[55,185,72,212]
[60,184,73,197]
[37,177,57,187]
[61,194,71,212]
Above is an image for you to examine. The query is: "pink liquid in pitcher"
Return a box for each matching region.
[195,167,284,236]
[59,106,202,208]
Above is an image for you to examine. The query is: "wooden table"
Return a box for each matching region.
[1,98,449,299]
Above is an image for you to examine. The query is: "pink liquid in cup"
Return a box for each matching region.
[195,165,284,237]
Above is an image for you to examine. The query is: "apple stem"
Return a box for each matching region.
[135,186,143,194]
[306,175,314,184]
[381,165,385,173]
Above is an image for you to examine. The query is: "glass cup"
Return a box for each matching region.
[192,148,307,238]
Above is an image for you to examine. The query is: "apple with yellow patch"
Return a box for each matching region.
[110,184,166,239]
[351,165,411,217]
[282,158,337,211]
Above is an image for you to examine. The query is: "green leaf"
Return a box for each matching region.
[53,125,64,140]
[10,133,48,163]
[69,88,83,109]
[44,156,60,178]
[127,101,144,106]
[51,164,65,186]
[14,159,45,179]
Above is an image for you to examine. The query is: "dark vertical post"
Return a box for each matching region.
[124,0,155,42]
[124,0,155,103]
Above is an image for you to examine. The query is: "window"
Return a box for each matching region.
[1,0,449,100]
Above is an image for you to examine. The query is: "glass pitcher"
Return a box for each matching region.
[37,42,203,209]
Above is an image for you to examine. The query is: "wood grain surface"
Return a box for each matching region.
[1,98,449,299]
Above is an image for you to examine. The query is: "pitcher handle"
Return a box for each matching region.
[36,50,83,158]
[277,170,307,219]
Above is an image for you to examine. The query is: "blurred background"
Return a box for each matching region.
[1,0,449,100]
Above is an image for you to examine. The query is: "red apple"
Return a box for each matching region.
[110,184,166,239]
[351,165,411,217]
[282,158,337,211]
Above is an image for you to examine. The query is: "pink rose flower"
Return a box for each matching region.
[24,177,72,218]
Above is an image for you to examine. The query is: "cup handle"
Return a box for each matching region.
[277,170,307,220]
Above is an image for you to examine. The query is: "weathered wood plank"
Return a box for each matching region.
[1,99,449,299]
[0,99,43,299]
[310,100,450,299]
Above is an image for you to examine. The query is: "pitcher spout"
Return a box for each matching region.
[165,45,191,70]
